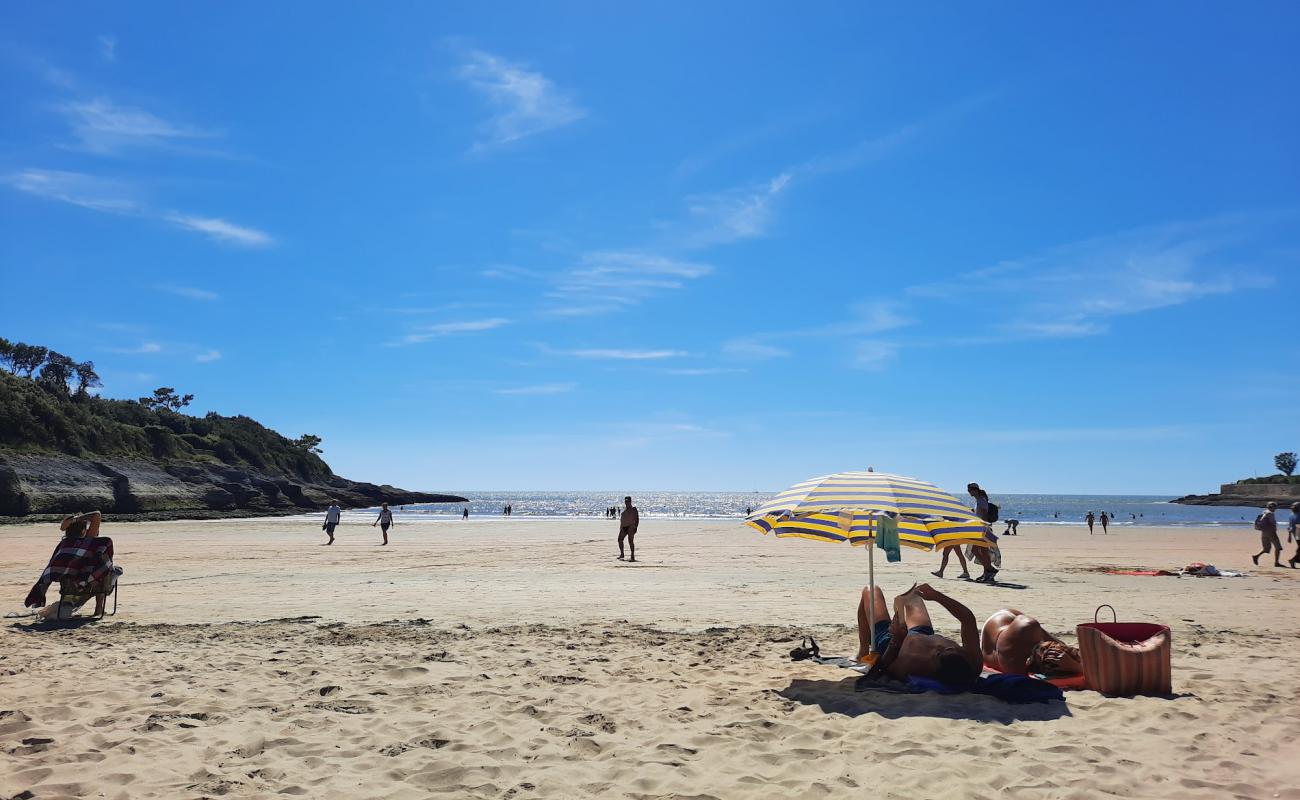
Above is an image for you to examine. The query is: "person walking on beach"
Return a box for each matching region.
[462,507,469,520]
[373,502,394,545]
[931,539,971,580]
[1251,502,1284,567]
[323,501,342,545]
[1288,502,1300,568]
[1085,511,1095,534]
[967,483,1000,583]
[617,496,639,562]
[1099,511,1110,534]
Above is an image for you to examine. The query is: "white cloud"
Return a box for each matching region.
[195,349,221,363]
[106,341,163,355]
[6,169,273,249]
[457,49,586,149]
[664,367,745,376]
[5,168,139,213]
[684,172,791,245]
[721,339,790,361]
[560,348,687,360]
[98,35,117,63]
[58,97,216,155]
[398,317,511,344]
[156,284,220,301]
[852,341,900,370]
[162,214,274,248]
[493,383,576,396]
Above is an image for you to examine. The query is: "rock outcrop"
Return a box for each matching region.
[0,452,465,520]
[1172,481,1300,508]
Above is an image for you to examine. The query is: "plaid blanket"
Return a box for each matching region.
[25,536,115,608]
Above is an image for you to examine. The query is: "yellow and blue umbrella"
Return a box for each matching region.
[745,470,989,658]
[745,470,988,550]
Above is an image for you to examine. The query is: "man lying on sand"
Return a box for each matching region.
[981,609,1081,676]
[859,582,981,689]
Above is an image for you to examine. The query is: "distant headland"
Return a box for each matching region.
[1172,456,1300,508]
[0,338,465,522]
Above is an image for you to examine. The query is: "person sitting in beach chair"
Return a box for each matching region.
[24,511,122,621]
[859,582,981,689]
[981,609,1081,677]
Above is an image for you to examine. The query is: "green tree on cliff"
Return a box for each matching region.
[139,386,194,411]
[36,351,76,396]
[293,434,323,454]
[73,361,102,397]
[1277,452,1298,477]
[11,343,49,377]
[0,338,14,373]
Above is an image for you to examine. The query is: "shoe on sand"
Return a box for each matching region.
[1251,554,1260,565]
[930,570,943,578]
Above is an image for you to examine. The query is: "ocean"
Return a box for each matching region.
[356,492,1292,528]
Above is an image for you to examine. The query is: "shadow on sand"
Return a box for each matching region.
[10,616,103,633]
[779,676,1073,723]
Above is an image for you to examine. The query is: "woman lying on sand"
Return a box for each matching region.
[981,608,1081,676]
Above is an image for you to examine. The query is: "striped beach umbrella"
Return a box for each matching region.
[745,470,988,550]
[745,470,989,658]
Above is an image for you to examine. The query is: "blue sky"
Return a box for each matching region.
[2,3,1298,494]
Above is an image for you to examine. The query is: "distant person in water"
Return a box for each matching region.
[859,582,981,691]
[373,502,394,545]
[617,496,639,562]
[981,608,1082,677]
[462,507,469,520]
[1085,511,1095,534]
[1288,502,1300,568]
[323,501,342,545]
[1099,511,1110,534]
[1252,502,1283,567]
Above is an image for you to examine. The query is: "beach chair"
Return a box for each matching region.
[1076,605,1171,696]
[56,571,120,619]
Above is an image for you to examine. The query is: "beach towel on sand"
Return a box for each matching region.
[810,655,1065,703]
[25,536,116,608]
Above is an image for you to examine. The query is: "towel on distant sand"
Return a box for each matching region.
[876,516,901,563]
[25,536,115,608]
[909,674,1065,704]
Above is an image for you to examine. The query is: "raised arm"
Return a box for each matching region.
[915,584,981,667]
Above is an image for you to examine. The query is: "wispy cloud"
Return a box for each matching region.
[456,48,585,150]
[556,347,687,360]
[723,300,912,363]
[194,349,221,363]
[155,284,220,301]
[396,317,511,345]
[97,35,117,63]
[105,341,163,355]
[493,382,576,396]
[664,367,745,376]
[5,169,273,248]
[57,97,217,155]
[484,251,714,317]
[684,173,791,245]
[162,214,273,248]
[6,168,139,213]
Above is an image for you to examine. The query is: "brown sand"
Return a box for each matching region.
[2,518,1298,799]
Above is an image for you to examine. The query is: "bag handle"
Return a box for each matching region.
[1094,604,1117,624]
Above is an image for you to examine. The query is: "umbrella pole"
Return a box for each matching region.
[865,511,876,656]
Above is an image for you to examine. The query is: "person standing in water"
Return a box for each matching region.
[323,500,342,545]
[373,502,394,545]
[1085,511,1095,534]
[617,496,639,562]
[1099,511,1110,534]
[462,507,469,520]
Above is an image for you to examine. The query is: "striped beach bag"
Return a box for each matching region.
[1076,605,1172,696]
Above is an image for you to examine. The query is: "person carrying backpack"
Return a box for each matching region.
[967,482,1001,583]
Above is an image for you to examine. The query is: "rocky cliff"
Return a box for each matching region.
[0,368,464,520]
[0,452,464,520]
[1171,481,1300,508]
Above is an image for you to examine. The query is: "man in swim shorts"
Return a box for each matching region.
[617,496,639,562]
[981,608,1082,676]
[859,583,981,689]
[322,500,341,545]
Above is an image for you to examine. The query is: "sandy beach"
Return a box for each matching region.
[2,517,1298,799]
